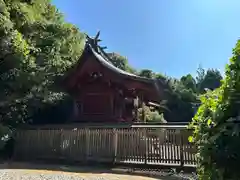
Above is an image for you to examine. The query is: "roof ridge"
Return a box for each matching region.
[85,32,113,63]
[85,33,157,83]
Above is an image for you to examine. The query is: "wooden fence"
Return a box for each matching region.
[14,124,197,168]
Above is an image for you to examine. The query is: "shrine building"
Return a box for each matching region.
[63,32,163,123]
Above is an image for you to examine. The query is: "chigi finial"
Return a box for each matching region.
[85,31,101,45]
[85,31,107,52]
[94,31,100,41]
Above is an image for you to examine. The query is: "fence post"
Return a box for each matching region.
[113,128,118,164]
[58,129,63,159]
[180,129,184,169]
[85,128,90,161]
[144,128,148,165]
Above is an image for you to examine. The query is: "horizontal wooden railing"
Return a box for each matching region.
[14,123,197,168]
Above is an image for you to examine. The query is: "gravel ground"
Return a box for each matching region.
[0,169,166,180]
[0,162,195,180]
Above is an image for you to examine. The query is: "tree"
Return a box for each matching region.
[107,52,137,74]
[159,77,198,122]
[199,69,222,91]
[196,66,223,93]
[107,53,128,70]
[0,0,84,126]
[196,65,205,85]
[155,73,166,80]
[180,74,197,92]
[139,69,154,78]
[190,40,240,179]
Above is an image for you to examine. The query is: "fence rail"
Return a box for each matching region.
[14,124,197,168]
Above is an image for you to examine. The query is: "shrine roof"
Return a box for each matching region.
[84,34,157,84]
[63,32,166,102]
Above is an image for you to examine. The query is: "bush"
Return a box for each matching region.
[0,124,12,149]
[190,40,240,180]
[138,104,166,123]
[0,124,13,159]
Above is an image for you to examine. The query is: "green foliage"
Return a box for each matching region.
[196,66,223,93]
[0,124,11,150]
[0,0,84,126]
[161,77,198,122]
[139,69,154,78]
[137,103,166,122]
[155,73,166,80]
[0,0,223,128]
[196,65,205,85]
[190,40,240,179]
[200,69,222,91]
[180,74,197,93]
[107,53,137,73]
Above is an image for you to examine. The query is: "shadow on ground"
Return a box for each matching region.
[0,161,192,180]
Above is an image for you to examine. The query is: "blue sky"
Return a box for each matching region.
[52,0,240,78]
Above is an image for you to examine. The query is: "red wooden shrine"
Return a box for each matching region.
[63,32,162,123]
